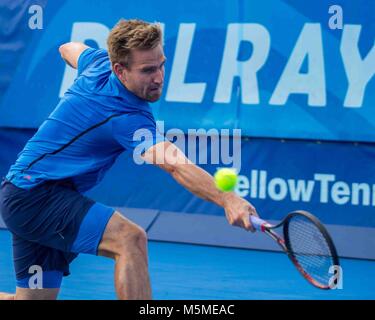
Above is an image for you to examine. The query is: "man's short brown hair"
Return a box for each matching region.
[107,19,162,68]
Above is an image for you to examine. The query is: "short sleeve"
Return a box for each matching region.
[77,48,109,75]
[112,113,166,158]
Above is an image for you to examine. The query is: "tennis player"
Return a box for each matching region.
[0,19,258,300]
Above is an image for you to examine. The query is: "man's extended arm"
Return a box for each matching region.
[141,141,258,231]
[59,42,89,69]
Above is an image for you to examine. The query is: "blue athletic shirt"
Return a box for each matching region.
[6,48,165,192]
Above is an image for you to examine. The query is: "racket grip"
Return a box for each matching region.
[250,216,268,231]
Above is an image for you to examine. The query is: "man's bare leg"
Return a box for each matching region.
[98,212,151,300]
[0,288,59,300]
[0,292,14,300]
[14,288,59,300]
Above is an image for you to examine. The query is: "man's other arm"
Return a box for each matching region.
[59,42,89,69]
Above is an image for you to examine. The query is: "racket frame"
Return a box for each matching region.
[254,210,340,290]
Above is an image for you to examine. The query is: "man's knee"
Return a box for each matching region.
[121,223,147,251]
[114,224,147,260]
[101,212,148,258]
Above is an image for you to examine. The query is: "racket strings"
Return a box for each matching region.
[287,216,334,285]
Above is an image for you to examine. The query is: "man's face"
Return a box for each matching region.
[114,44,166,102]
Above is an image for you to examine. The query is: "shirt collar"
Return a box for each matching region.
[109,72,150,110]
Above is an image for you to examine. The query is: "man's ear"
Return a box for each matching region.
[113,63,127,82]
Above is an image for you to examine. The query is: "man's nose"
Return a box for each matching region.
[153,69,164,84]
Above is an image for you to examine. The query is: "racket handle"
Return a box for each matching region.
[250,216,269,231]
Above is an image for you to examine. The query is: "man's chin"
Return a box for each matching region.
[146,94,162,102]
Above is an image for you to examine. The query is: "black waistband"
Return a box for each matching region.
[0,177,76,191]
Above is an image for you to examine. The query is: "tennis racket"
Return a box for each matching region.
[250,210,340,290]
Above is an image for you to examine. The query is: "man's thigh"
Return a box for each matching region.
[12,233,72,296]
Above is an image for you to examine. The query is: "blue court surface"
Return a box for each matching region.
[0,230,374,300]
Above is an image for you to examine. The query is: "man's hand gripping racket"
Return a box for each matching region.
[250,211,340,290]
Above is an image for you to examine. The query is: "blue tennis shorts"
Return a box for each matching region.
[0,179,114,288]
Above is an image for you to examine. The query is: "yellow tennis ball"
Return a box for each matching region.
[214,168,238,192]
